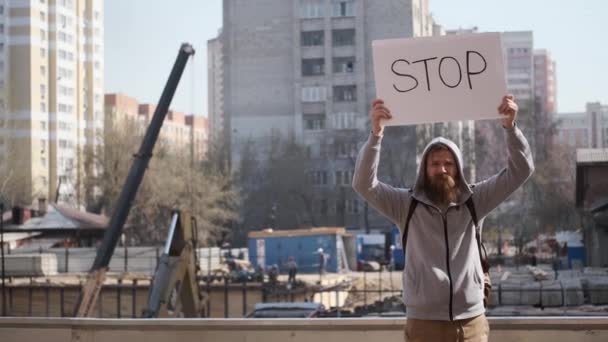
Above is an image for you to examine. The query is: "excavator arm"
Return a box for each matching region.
[142,210,204,318]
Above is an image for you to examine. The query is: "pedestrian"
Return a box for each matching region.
[353,95,534,341]
[286,256,298,285]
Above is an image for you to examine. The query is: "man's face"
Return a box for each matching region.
[426,149,458,180]
[425,148,460,205]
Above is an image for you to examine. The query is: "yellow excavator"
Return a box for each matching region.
[142,210,205,318]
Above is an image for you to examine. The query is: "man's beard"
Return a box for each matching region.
[426,174,461,205]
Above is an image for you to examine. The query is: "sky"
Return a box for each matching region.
[105,0,607,116]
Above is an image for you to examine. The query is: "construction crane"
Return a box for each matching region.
[74,43,195,317]
[142,210,205,318]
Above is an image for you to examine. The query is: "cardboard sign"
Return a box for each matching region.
[372,33,507,126]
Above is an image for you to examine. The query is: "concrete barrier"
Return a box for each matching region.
[1,317,608,342]
[562,279,584,306]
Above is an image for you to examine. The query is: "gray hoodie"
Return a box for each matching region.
[352,125,534,321]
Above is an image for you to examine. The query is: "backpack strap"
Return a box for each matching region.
[466,197,490,272]
[402,197,418,252]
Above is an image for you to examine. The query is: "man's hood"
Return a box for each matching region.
[413,137,473,206]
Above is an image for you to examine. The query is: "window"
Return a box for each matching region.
[301,30,324,46]
[300,3,323,18]
[40,65,46,76]
[40,102,46,112]
[334,112,357,129]
[319,199,328,215]
[336,142,356,157]
[312,170,328,185]
[41,48,46,58]
[301,86,327,102]
[0,43,4,53]
[40,29,46,41]
[346,199,359,214]
[41,121,47,130]
[332,1,354,17]
[333,85,356,102]
[333,57,355,73]
[335,171,352,186]
[0,6,4,15]
[40,11,46,21]
[59,86,73,96]
[303,114,325,130]
[59,139,68,148]
[40,84,46,97]
[0,24,4,34]
[332,29,355,46]
[302,58,325,76]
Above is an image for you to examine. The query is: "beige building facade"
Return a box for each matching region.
[0,0,104,205]
[105,93,208,162]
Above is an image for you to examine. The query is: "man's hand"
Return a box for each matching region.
[498,94,518,129]
[370,99,392,136]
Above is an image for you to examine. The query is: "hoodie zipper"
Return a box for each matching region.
[442,213,454,321]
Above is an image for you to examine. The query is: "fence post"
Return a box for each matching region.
[60,287,65,317]
[224,277,229,318]
[45,279,50,317]
[8,286,12,315]
[363,271,367,307]
[378,267,382,302]
[117,278,122,318]
[242,280,247,317]
[336,289,341,318]
[64,247,69,273]
[28,278,33,316]
[498,283,502,306]
[132,279,137,318]
[206,277,211,316]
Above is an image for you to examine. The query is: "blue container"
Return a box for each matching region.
[248,228,346,273]
[567,246,586,268]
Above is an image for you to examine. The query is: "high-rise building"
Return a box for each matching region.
[0,0,104,205]
[501,31,534,104]
[207,31,224,145]
[446,29,538,104]
[534,49,557,114]
[216,0,429,230]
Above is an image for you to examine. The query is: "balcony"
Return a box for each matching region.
[1,316,607,342]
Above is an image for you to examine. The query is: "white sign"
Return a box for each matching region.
[372,33,507,126]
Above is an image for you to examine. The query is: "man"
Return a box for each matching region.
[352,95,534,341]
[286,256,298,285]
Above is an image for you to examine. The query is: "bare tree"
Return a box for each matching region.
[83,118,238,246]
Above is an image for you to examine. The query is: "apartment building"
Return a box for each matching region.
[214,0,433,230]
[0,0,104,205]
[105,93,208,162]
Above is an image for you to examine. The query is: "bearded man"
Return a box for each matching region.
[352,95,534,342]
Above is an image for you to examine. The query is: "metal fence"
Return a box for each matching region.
[1,269,608,318]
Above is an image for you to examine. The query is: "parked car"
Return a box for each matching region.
[246,302,325,318]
